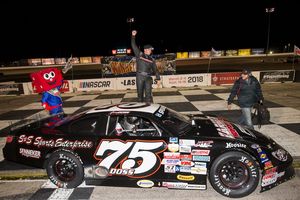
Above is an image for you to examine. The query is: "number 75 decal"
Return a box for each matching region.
[94,140,167,178]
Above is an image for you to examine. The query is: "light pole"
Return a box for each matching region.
[265,7,275,55]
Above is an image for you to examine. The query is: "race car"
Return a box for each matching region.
[2,102,295,198]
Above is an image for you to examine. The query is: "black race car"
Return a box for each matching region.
[2,102,295,198]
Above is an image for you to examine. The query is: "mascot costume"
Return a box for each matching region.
[30,56,73,116]
[30,68,64,115]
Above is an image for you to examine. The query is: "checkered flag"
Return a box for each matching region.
[62,55,73,74]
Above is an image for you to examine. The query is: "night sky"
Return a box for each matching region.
[0,0,299,62]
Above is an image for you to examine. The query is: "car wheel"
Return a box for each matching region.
[209,151,259,198]
[46,150,84,188]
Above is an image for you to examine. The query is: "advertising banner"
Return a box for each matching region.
[238,49,251,56]
[260,70,295,83]
[211,72,241,85]
[162,74,211,88]
[116,76,162,90]
[176,52,189,59]
[75,78,116,92]
[200,51,211,58]
[188,52,200,58]
[28,58,42,66]
[251,48,265,55]
[0,83,24,95]
[80,57,92,64]
[41,58,55,65]
[225,50,238,56]
[55,58,67,65]
[101,54,176,76]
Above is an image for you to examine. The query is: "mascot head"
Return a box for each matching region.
[30,68,63,93]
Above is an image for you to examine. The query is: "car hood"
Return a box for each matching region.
[191,115,272,146]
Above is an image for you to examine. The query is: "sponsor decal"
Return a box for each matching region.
[234,124,256,138]
[193,155,210,162]
[208,117,239,138]
[177,175,195,181]
[251,144,260,149]
[194,141,213,148]
[226,142,246,149]
[19,148,41,159]
[272,149,288,162]
[169,137,178,143]
[162,182,187,189]
[180,161,194,167]
[137,180,154,188]
[194,162,207,168]
[162,182,205,190]
[179,139,195,146]
[239,156,257,177]
[264,161,273,170]
[265,167,277,175]
[168,143,179,152]
[252,145,270,164]
[154,106,166,118]
[18,135,93,149]
[164,152,180,159]
[162,159,181,165]
[179,166,191,173]
[180,154,192,161]
[191,149,210,156]
[186,184,206,190]
[191,167,207,175]
[164,165,176,173]
[109,168,135,176]
[179,145,191,153]
[262,170,284,188]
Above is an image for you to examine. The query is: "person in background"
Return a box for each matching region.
[131,30,161,103]
[227,68,264,129]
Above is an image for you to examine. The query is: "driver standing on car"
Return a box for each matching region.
[131,30,161,103]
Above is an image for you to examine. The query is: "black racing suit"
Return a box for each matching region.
[131,36,160,103]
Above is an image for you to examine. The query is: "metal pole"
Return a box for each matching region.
[266,12,271,55]
[265,8,274,55]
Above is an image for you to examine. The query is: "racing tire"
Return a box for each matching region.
[209,151,259,198]
[46,150,84,188]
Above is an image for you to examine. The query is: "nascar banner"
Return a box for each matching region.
[260,70,295,83]
[75,78,115,91]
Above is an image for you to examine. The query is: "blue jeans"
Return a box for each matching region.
[238,107,254,129]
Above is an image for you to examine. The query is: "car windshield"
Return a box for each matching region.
[153,106,192,135]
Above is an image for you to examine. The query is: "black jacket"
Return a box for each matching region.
[131,36,160,80]
[228,76,264,108]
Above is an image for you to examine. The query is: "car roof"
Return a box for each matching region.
[86,102,161,115]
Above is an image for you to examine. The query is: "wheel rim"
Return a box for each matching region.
[219,160,249,189]
[54,159,76,182]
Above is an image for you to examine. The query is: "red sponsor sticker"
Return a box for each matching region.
[191,150,210,156]
[180,154,192,160]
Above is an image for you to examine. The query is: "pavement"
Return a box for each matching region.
[0,83,300,180]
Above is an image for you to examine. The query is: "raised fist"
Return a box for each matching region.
[132,30,137,36]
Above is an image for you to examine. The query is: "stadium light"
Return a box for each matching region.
[265,7,275,55]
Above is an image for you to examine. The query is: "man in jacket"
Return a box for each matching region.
[131,30,161,103]
[227,68,264,129]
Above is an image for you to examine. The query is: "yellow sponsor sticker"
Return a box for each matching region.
[177,174,195,181]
